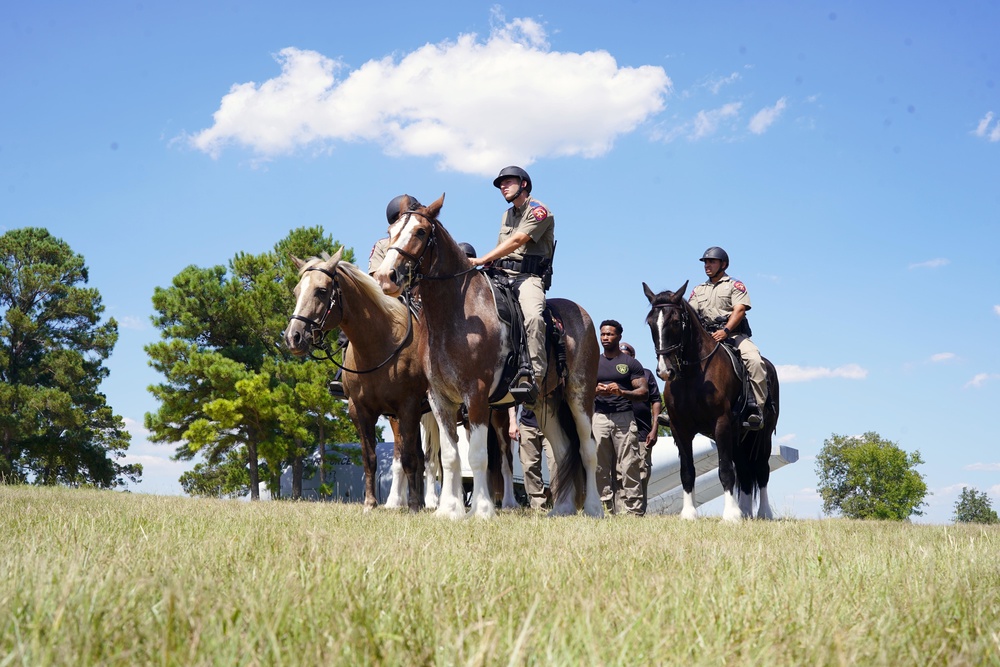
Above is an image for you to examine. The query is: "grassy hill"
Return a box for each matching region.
[3,486,998,666]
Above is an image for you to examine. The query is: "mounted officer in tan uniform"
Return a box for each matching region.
[470,166,554,403]
[688,246,767,430]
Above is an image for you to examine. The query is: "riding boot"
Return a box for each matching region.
[743,398,763,431]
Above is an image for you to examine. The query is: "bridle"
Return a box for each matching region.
[650,302,719,375]
[386,211,478,290]
[288,265,414,374]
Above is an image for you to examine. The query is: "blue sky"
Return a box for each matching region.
[3,1,998,523]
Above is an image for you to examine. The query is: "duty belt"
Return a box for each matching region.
[495,257,547,276]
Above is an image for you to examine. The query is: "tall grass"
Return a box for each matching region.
[2,485,998,666]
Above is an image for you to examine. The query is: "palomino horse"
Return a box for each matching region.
[643,281,780,521]
[374,195,603,519]
[284,250,519,511]
[285,249,430,511]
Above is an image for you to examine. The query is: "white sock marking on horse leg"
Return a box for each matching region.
[466,424,495,519]
[757,486,773,520]
[722,489,743,522]
[422,413,440,509]
[435,426,464,520]
[385,456,406,509]
[738,487,753,517]
[680,491,698,520]
[569,397,603,518]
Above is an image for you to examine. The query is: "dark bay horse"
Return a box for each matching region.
[284,249,430,511]
[374,195,603,519]
[643,281,780,521]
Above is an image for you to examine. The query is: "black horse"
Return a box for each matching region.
[643,281,780,520]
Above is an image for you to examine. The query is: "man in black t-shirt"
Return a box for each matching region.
[593,320,648,516]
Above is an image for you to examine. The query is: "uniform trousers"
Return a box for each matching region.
[732,333,767,407]
[518,421,555,509]
[506,272,547,383]
[593,411,644,516]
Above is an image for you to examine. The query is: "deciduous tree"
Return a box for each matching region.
[953,487,999,524]
[815,432,927,520]
[0,228,137,487]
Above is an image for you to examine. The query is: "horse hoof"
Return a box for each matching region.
[722,508,744,523]
[680,508,698,521]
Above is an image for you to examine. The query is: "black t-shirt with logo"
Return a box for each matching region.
[632,368,661,438]
[595,353,645,414]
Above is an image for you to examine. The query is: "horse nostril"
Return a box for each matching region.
[388,269,399,285]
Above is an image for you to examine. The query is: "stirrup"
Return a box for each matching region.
[328,380,346,399]
[742,407,763,431]
[508,371,538,405]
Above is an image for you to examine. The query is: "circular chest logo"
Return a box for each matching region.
[616,364,629,374]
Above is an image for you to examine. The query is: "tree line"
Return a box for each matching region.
[2,226,365,499]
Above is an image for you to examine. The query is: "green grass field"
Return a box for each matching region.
[3,486,998,666]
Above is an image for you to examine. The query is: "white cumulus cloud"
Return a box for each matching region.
[748,97,787,135]
[993,305,1000,316]
[930,352,956,363]
[775,363,868,382]
[187,18,671,175]
[973,111,1000,142]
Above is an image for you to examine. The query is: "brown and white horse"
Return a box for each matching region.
[374,195,603,519]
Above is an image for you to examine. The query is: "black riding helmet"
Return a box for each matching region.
[700,246,730,267]
[385,194,424,225]
[457,242,477,258]
[492,166,532,198]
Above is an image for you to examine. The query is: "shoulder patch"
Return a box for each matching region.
[530,204,548,221]
[732,280,747,294]
[688,290,697,300]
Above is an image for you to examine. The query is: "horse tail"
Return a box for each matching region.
[553,395,585,509]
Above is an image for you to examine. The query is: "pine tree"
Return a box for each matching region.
[0,228,137,487]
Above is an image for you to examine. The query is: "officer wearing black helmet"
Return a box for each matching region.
[688,246,767,430]
[470,166,555,401]
[368,194,423,276]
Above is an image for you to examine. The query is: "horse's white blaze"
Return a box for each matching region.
[655,310,670,379]
[680,491,698,520]
[757,486,773,520]
[722,489,743,522]
[466,423,495,519]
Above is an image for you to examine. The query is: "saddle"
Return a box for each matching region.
[483,269,567,406]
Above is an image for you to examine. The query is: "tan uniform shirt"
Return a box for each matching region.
[688,273,752,325]
[497,198,554,261]
[367,236,389,275]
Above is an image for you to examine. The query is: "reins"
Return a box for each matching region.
[650,302,720,371]
[388,212,480,288]
[293,265,415,374]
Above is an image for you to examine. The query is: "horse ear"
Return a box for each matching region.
[331,246,344,264]
[290,254,305,270]
[427,193,445,218]
[642,282,657,304]
[675,280,690,301]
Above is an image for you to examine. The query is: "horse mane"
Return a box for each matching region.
[301,253,410,331]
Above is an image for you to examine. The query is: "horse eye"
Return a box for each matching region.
[415,228,427,238]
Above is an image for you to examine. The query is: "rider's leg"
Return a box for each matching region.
[736,335,767,428]
[515,275,547,387]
